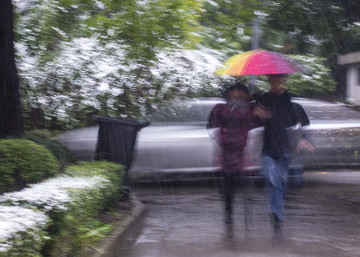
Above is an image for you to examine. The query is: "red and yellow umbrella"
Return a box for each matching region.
[216,49,305,76]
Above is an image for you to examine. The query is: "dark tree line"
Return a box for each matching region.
[0,0,23,137]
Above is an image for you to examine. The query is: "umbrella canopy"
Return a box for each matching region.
[216,49,306,76]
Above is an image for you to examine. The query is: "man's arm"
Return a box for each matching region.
[291,102,315,153]
[292,103,310,126]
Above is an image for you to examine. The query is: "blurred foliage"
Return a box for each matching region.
[259,0,360,97]
[287,55,337,97]
[12,0,360,130]
[0,139,59,193]
[261,0,360,57]
[198,0,260,52]
[14,0,202,64]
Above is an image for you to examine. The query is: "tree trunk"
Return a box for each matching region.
[0,0,24,137]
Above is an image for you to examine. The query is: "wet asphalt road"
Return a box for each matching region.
[118,172,360,257]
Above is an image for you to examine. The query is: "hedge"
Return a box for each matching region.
[0,139,60,193]
[0,161,124,257]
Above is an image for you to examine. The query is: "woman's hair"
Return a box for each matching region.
[224,82,249,99]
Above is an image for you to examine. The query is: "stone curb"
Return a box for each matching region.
[131,170,360,186]
[86,197,146,257]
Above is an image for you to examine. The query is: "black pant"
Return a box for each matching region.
[222,173,238,214]
[221,173,252,213]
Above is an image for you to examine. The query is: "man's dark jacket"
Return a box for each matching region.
[256,91,310,159]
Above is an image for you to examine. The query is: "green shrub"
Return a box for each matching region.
[46,186,115,257]
[65,161,123,177]
[0,139,60,193]
[0,161,123,256]
[0,206,49,257]
[45,161,124,256]
[24,129,76,169]
[64,161,124,211]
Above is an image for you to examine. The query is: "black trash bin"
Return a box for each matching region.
[93,115,150,199]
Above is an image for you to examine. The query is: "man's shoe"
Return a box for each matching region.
[272,214,283,242]
[273,214,283,229]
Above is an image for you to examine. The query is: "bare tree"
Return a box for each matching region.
[0,0,23,137]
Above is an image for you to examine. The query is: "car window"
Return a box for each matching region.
[150,97,360,124]
[150,98,224,123]
[293,98,360,121]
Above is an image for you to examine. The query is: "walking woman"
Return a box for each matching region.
[208,82,267,224]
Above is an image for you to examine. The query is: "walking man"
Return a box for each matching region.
[256,74,314,225]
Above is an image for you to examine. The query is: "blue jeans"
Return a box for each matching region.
[262,153,291,221]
